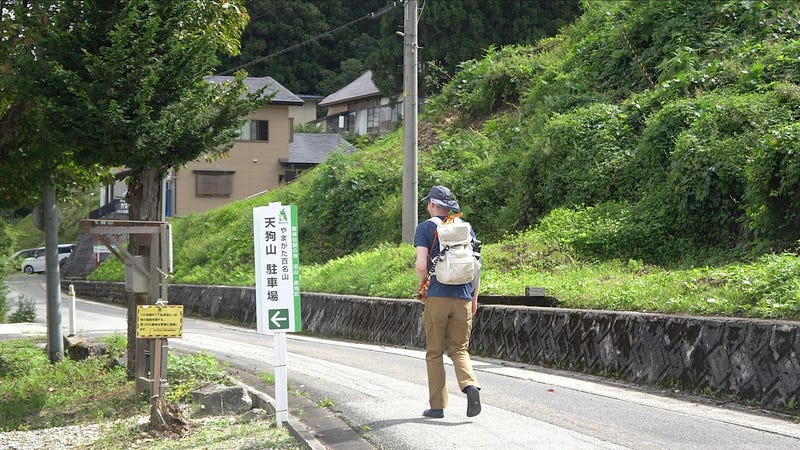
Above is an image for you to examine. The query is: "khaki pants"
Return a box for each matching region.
[423,296,480,409]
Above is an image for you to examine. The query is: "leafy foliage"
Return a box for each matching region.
[294,132,404,263]
[0,1,104,209]
[301,243,417,297]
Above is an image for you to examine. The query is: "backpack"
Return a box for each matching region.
[429,215,480,285]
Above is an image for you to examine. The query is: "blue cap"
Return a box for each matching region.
[422,185,460,212]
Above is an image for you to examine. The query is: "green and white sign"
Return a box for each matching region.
[253,203,301,333]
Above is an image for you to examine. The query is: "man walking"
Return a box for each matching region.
[414,185,481,419]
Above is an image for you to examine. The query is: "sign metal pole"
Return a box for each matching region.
[152,337,163,399]
[274,332,288,424]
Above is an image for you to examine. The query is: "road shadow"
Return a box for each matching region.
[366,416,473,430]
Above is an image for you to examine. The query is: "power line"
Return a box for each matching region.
[216,1,401,76]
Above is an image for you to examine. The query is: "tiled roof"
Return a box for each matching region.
[286,133,356,165]
[318,71,380,107]
[205,76,304,105]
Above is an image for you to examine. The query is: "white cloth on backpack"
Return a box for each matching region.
[429,216,480,285]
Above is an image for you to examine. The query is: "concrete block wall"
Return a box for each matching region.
[62,280,800,409]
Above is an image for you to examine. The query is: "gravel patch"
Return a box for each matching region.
[0,423,105,449]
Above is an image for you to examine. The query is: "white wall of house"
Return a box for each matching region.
[289,98,320,125]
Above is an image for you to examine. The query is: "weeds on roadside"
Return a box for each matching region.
[7,296,36,323]
[90,415,302,449]
[166,351,230,403]
[259,371,275,384]
[317,397,336,409]
[100,333,126,358]
[293,389,310,399]
[0,338,304,449]
[0,338,138,431]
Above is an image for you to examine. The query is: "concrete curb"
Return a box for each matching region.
[235,379,328,450]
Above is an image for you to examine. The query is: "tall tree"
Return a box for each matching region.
[0,2,101,209]
[7,0,266,378]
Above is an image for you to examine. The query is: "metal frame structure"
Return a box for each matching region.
[79,219,172,395]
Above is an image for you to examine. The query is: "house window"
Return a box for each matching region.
[344,112,356,133]
[367,107,380,131]
[195,171,234,197]
[289,118,294,143]
[237,120,269,141]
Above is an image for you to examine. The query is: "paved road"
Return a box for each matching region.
[6,274,800,449]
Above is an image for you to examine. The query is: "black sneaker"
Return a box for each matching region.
[422,408,444,418]
[464,386,481,417]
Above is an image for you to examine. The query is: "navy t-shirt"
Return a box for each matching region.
[414,216,475,300]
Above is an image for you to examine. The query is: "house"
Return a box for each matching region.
[280,133,356,183]
[318,71,402,137]
[290,94,324,126]
[170,76,304,216]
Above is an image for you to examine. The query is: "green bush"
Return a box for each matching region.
[0,218,16,321]
[296,132,404,264]
[87,257,124,282]
[8,297,36,323]
[746,119,800,246]
[300,243,417,298]
[166,351,229,403]
[517,102,637,218]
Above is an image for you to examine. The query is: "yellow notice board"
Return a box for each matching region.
[136,305,183,338]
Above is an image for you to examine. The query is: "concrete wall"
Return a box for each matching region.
[62,280,800,409]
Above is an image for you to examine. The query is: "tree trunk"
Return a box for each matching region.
[125,168,162,379]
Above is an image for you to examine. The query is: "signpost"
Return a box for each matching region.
[136,303,183,400]
[253,202,301,425]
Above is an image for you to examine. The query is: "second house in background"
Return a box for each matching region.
[318,71,403,138]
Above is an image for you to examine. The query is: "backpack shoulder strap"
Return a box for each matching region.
[424,218,441,272]
[445,213,463,225]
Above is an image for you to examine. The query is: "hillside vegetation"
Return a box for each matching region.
[91,0,800,320]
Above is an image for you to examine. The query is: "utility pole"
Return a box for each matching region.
[43,180,64,363]
[401,0,418,243]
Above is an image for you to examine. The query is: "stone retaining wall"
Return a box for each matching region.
[62,280,800,409]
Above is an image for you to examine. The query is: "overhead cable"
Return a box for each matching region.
[216,1,400,76]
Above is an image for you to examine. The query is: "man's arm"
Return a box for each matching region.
[471,266,480,315]
[415,246,429,284]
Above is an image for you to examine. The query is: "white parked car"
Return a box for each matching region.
[19,244,75,274]
[12,247,41,260]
